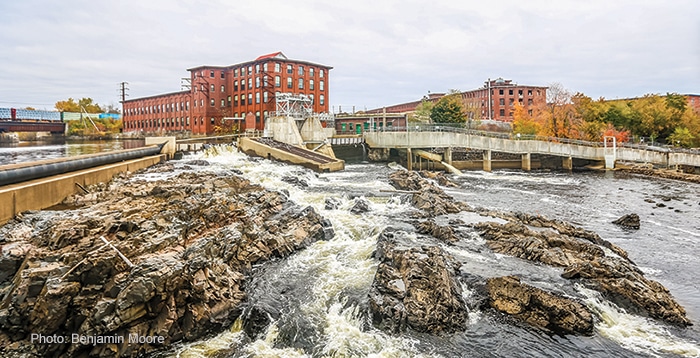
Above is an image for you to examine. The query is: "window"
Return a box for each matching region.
[287,77,292,89]
[256,77,260,88]
[221,71,225,79]
[275,76,281,87]
[210,70,214,78]
[287,64,292,74]
[210,84,215,92]
[298,78,304,89]
[241,67,246,76]
[320,80,324,91]
[248,78,252,89]
[263,63,268,72]
[320,69,324,78]
[221,99,225,107]
[234,68,239,77]
[263,75,268,87]
[509,98,514,106]
[240,95,244,106]
[256,111,260,122]
[187,117,190,126]
[509,89,513,95]
[310,79,314,90]
[310,68,314,77]
[211,118,215,124]
[319,94,325,105]
[210,98,215,106]
[275,63,281,72]
[248,93,252,105]
[528,89,532,96]
[255,92,260,104]
[499,98,505,105]
[499,109,505,116]
[241,81,245,91]
[499,89,504,95]
[221,85,225,92]
[234,95,238,106]
[248,66,252,74]
[255,64,260,73]
[201,99,204,107]
[263,92,268,103]
[309,94,314,104]
[228,96,232,106]
[298,66,304,76]
[234,80,238,91]
[528,99,533,105]
[518,89,523,95]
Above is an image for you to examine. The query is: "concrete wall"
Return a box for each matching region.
[0,155,165,225]
[265,116,303,145]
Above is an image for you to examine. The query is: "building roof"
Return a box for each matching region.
[187,52,333,72]
[255,51,288,61]
[122,90,190,103]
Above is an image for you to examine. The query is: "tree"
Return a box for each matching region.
[512,103,540,135]
[667,127,695,148]
[430,90,466,124]
[545,82,573,137]
[410,99,434,123]
[55,97,103,113]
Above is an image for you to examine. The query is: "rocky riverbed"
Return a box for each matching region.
[0,161,333,357]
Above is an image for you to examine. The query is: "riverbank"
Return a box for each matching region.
[618,165,700,184]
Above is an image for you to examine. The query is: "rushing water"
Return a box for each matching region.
[131,146,700,358]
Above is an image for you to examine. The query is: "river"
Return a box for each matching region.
[2,143,699,357]
[0,139,143,166]
[139,147,699,358]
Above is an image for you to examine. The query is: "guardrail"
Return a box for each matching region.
[366,124,700,155]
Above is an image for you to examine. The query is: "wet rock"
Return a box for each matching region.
[324,197,342,210]
[0,169,332,357]
[184,159,210,166]
[612,213,640,230]
[281,175,308,188]
[368,229,468,334]
[388,171,470,216]
[486,276,594,336]
[414,220,460,244]
[350,198,371,214]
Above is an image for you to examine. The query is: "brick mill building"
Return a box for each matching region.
[122,52,332,134]
[366,78,547,122]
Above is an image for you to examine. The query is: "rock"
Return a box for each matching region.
[184,159,210,166]
[414,220,460,244]
[350,198,371,214]
[0,169,332,357]
[486,276,594,336]
[281,176,308,188]
[368,229,468,334]
[612,213,640,229]
[388,171,469,216]
[324,197,342,210]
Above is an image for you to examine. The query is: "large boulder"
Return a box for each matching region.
[388,171,469,216]
[368,229,468,334]
[486,276,594,336]
[612,213,640,230]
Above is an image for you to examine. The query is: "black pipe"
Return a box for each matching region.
[0,143,165,187]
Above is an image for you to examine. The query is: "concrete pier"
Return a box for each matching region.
[521,153,531,171]
[483,150,492,172]
[563,156,573,171]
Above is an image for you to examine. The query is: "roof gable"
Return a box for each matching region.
[256,51,287,61]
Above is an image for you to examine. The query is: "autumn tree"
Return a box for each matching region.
[430,90,466,124]
[512,103,540,135]
[410,99,434,123]
[55,97,103,113]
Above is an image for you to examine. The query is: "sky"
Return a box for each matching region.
[0,0,698,113]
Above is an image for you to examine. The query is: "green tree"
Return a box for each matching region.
[410,99,434,123]
[667,127,695,148]
[55,97,104,113]
[430,90,465,124]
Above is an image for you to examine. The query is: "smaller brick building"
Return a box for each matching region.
[366,78,547,122]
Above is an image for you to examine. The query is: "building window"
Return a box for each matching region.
[537,90,541,96]
[310,68,314,77]
[263,63,268,72]
[309,94,314,104]
[228,96,232,106]
[221,71,225,79]
[256,77,260,88]
[320,69,324,78]
[248,66,252,74]
[210,98,215,106]
[200,99,204,106]
[499,89,504,95]
[234,95,238,106]
[248,78,252,89]
[211,117,215,124]
[499,98,505,105]
[528,89,532,96]
[263,92,268,103]
[320,94,325,105]
[518,89,523,95]
[298,66,304,76]
[298,78,304,89]
[310,79,314,90]
[241,67,246,76]
[210,84,215,92]
[287,77,292,89]
[263,75,269,87]
[287,64,292,74]
[528,99,533,105]
[248,93,252,105]
[509,98,514,106]
[499,109,505,116]
[256,111,260,122]
[234,68,239,77]
[221,99,225,107]
[275,76,281,87]
[255,64,260,73]
[210,70,214,78]
[275,63,281,72]
[187,117,190,126]
[221,85,225,92]
[234,80,238,91]
[255,92,260,104]
[320,80,324,91]
[241,81,245,91]
[240,95,244,106]
[509,89,514,95]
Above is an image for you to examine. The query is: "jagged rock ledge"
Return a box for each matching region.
[0,163,334,357]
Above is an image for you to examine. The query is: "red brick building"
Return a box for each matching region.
[366,78,547,122]
[122,52,332,134]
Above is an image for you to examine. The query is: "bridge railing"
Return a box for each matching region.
[367,123,700,155]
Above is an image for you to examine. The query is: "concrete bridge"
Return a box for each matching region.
[363,126,700,171]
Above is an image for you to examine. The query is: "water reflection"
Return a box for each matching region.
[0,139,145,165]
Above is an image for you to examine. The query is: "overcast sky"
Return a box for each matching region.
[0,0,698,112]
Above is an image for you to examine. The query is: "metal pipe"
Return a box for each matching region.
[0,143,165,187]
